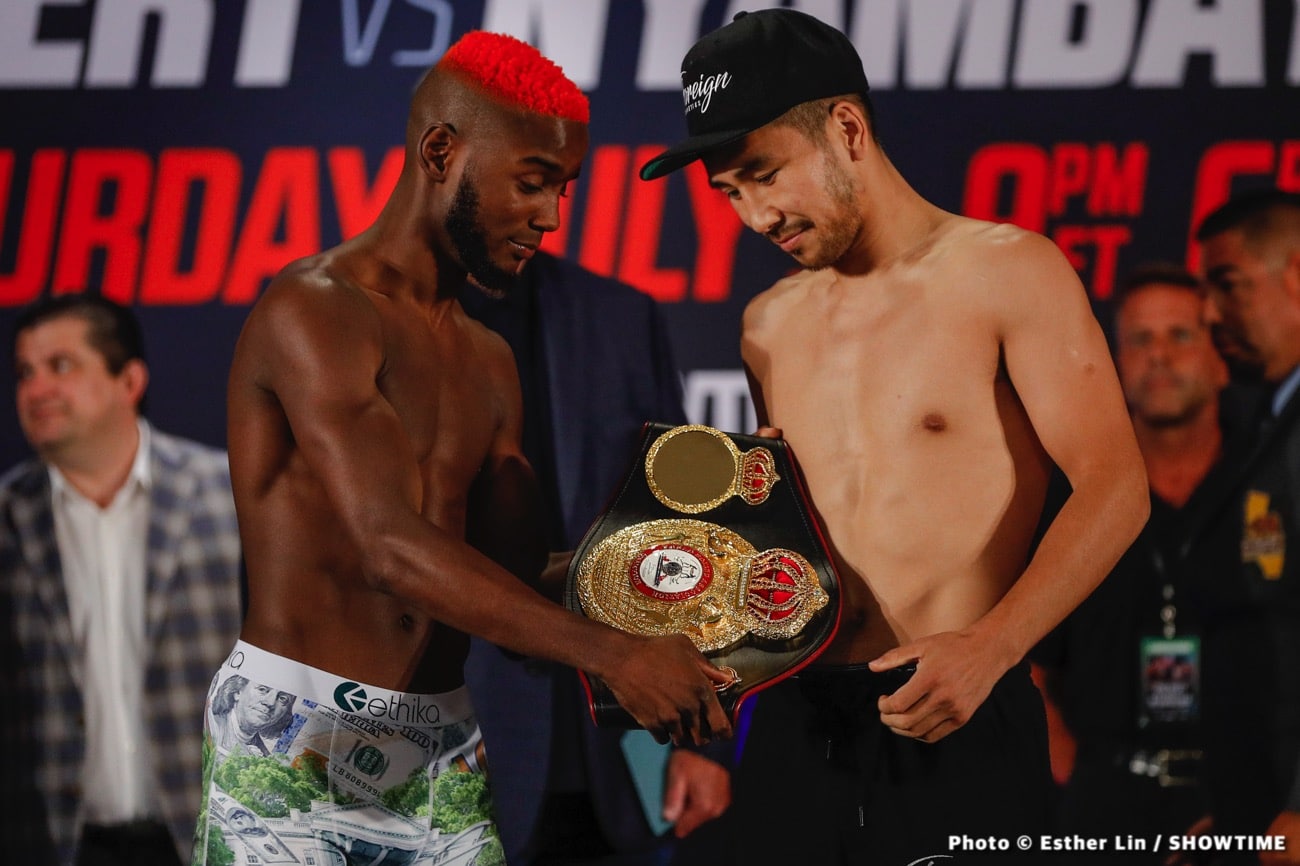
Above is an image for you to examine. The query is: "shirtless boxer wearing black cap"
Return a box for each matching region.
[642,10,1148,863]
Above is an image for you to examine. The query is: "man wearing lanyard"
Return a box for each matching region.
[1033,264,1232,861]
[1191,189,1300,866]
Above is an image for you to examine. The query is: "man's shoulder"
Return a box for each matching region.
[744,268,816,318]
[258,253,376,314]
[250,240,403,332]
[939,214,1049,259]
[236,251,388,374]
[0,461,51,554]
[147,432,238,533]
[149,428,231,481]
[933,216,1083,306]
[0,458,47,502]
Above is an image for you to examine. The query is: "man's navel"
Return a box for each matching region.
[920,412,949,433]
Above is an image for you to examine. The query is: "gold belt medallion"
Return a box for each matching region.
[576,518,829,653]
[644,424,780,513]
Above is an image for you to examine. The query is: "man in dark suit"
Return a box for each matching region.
[461,252,731,865]
[1191,189,1300,866]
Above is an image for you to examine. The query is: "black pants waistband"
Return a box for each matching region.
[796,661,918,696]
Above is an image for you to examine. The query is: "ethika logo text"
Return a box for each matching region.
[683,72,732,114]
[334,682,441,725]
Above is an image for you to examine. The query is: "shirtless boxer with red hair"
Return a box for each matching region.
[192,32,731,864]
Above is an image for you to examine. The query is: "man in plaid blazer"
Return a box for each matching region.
[0,295,242,865]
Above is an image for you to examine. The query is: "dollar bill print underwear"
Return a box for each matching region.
[192,641,504,866]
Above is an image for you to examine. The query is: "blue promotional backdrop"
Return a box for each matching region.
[2,0,1298,465]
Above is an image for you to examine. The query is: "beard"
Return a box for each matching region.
[446,171,517,297]
[794,151,862,271]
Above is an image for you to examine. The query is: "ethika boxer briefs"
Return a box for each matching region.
[193,641,503,866]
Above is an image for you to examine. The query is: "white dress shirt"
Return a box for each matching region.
[49,419,155,824]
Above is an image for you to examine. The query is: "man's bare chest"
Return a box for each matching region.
[767,311,1000,410]
[378,343,498,471]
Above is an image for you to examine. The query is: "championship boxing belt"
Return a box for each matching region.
[565,423,842,727]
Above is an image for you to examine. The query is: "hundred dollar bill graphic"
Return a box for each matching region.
[195,661,502,866]
[211,796,299,864]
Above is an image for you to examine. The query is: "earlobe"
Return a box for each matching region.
[420,123,456,181]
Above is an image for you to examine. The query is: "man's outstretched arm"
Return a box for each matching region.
[243,277,733,744]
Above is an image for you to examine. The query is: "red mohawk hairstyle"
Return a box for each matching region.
[439,31,589,124]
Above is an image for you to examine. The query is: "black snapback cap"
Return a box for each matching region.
[639,9,869,181]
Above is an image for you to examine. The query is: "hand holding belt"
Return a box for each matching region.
[565,423,843,727]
